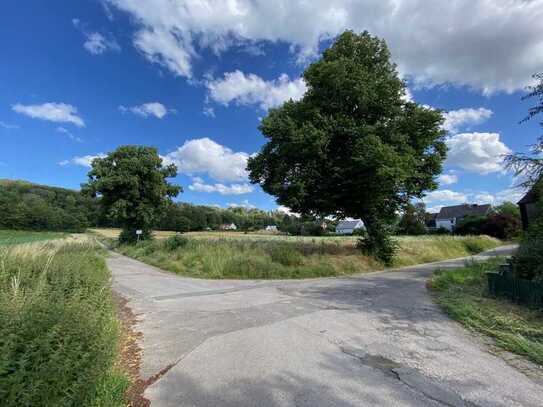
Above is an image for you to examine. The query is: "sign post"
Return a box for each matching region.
[136,229,142,243]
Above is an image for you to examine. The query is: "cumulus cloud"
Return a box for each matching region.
[12,102,85,127]
[188,177,253,195]
[424,189,468,203]
[207,71,307,109]
[442,107,493,134]
[437,173,458,186]
[107,0,543,93]
[73,19,120,55]
[59,153,106,167]
[119,102,172,118]
[162,137,250,182]
[228,199,256,209]
[446,132,511,175]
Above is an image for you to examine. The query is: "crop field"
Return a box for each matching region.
[0,230,67,246]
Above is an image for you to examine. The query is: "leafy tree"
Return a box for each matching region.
[82,146,181,243]
[505,73,543,186]
[398,202,427,235]
[481,213,521,240]
[454,215,487,236]
[247,31,446,263]
[494,201,521,218]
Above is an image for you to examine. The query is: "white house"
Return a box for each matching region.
[265,225,278,232]
[435,204,492,231]
[335,219,365,235]
[220,223,237,231]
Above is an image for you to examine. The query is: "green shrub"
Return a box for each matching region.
[0,242,127,406]
[463,238,486,254]
[513,214,543,281]
[163,234,189,251]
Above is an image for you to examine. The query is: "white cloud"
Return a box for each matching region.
[107,0,543,93]
[207,71,307,109]
[474,188,525,205]
[442,107,493,134]
[446,132,511,175]
[119,102,172,118]
[12,102,85,127]
[0,121,19,129]
[228,199,256,209]
[437,173,458,186]
[56,126,82,142]
[162,137,250,182]
[203,106,215,117]
[73,19,120,55]
[424,189,467,203]
[188,178,253,195]
[59,153,106,168]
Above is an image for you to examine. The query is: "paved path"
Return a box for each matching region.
[109,245,543,406]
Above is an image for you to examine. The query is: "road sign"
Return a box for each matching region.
[136,230,143,235]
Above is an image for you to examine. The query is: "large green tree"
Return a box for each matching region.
[247,31,446,263]
[82,146,181,243]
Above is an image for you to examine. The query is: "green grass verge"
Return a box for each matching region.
[0,239,129,406]
[429,259,543,366]
[0,229,67,245]
[111,234,503,279]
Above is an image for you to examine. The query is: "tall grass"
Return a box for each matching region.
[429,259,543,366]
[114,234,502,279]
[0,237,129,406]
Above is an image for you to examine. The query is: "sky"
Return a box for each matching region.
[1,0,542,213]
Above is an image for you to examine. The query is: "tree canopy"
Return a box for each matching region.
[82,146,181,242]
[248,31,446,263]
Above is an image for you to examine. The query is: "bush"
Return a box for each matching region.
[119,227,152,244]
[513,214,543,281]
[454,215,487,235]
[163,234,189,251]
[268,244,304,266]
[0,242,127,406]
[481,213,521,240]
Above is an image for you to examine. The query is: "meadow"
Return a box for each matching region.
[0,235,128,406]
[94,228,504,279]
[0,229,66,245]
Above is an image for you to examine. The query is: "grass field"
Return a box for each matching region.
[429,260,543,366]
[0,236,129,406]
[0,229,67,245]
[102,228,503,279]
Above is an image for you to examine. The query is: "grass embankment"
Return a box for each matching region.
[111,234,502,279]
[0,236,129,406]
[0,229,66,245]
[429,259,543,366]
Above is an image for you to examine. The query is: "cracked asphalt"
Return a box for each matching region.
[109,245,543,406]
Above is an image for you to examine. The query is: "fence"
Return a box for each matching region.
[487,269,543,307]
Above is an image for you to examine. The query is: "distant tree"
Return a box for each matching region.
[398,202,427,235]
[505,73,543,186]
[82,146,181,243]
[494,201,521,218]
[247,31,446,263]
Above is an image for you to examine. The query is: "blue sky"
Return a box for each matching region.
[1,1,542,212]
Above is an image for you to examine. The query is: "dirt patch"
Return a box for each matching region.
[113,292,149,407]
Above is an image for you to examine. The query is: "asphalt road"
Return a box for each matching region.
[109,245,543,406]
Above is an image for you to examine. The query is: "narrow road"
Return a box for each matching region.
[109,245,543,406]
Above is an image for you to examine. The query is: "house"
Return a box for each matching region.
[265,225,278,232]
[435,204,492,231]
[335,219,364,235]
[518,182,542,230]
[220,223,237,231]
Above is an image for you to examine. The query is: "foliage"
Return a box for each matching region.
[504,72,543,187]
[0,179,94,232]
[247,31,446,263]
[82,146,181,243]
[0,240,128,406]
[397,202,427,235]
[494,201,521,218]
[163,234,189,251]
[113,234,501,280]
[481,213,521,240]
[513,207,543,281]
[430,259,543,366]
[454,215,487,236]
